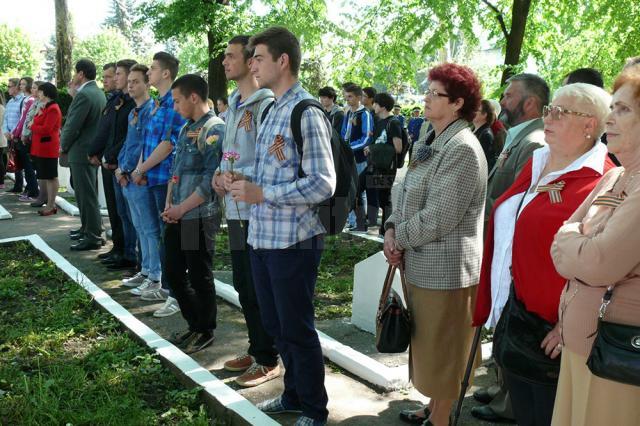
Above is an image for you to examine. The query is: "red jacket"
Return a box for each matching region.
[473,156,615,325]
[30,102,61,158]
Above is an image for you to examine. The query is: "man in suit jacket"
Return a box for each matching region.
[474,73,549,423]
[61,59,108,250]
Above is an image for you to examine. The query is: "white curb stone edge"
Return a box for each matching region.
[0,234,278,426]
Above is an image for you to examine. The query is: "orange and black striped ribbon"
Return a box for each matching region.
[238,110,253,132]
[536,181,566,204]
[592,193,626,208]
[268,135,286,161]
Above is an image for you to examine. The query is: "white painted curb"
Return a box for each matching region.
[343,229,383,243]
[55,196,108,217]
[214,278,493,391]
[1,235,278,426]
[0,204,12,220]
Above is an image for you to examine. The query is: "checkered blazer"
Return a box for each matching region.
[386,119,488,290]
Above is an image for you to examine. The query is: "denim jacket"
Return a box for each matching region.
[170,110,224,220]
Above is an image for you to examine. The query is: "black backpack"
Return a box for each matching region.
[388,117,410,168]
[262,99,358,235]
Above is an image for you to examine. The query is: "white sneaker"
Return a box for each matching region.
[122,272,147,288]
[153,297,181,318]
[140,287,168,301]
[129,278,159,296]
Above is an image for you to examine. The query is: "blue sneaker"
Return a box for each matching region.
[256,396,302,414]
[294,416,326,426]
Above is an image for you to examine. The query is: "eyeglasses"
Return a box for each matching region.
[543,105,593,120]
[425,88,449,99]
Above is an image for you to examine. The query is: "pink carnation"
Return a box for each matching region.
[223,151,240,162]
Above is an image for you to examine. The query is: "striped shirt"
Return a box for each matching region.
[248,82,336,249]
[141,91,186,187]
[2,93,25,134]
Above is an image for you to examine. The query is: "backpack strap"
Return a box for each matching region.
[260,100,275,124]
[290,99,328,178]
[196,115,224,154]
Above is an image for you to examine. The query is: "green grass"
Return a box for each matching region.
[0,241,215,425]
[213,228,382,320]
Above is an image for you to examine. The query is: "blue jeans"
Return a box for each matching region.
[148,184,172,293]
[112,175,137,261]
[123,183,162,282]
[249,236,328,422]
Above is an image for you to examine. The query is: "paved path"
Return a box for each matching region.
[0,190,501,425]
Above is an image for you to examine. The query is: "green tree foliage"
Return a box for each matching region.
[103,0,149,55]
[72,29,135,78]
[0,24,41,81]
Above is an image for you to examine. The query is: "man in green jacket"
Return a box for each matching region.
[61,59,108,250]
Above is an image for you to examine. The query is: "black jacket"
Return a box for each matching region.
[88,91,136,165]
[474,123,496,171]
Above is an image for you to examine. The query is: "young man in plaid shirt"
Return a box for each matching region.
[230,26,336,426]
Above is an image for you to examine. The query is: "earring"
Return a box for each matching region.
[585,133,592,139]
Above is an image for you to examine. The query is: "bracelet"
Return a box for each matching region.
[133,168,144,176]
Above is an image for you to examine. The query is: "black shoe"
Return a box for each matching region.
[169,330,195,347]
[7,186,23,193]
[70,240,103,251]
[101,253,123,265]
[470,405,515,423]
[69,228,82,236]
[106,258,137,270]
[183,332,215,354]
[97,249,117,260]
[472,388,494,404]
[70,233,85,241]
[399,407,430,424]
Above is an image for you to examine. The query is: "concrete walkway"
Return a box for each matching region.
[0,190,501,426]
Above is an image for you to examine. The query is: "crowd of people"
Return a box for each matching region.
[2,24,640,426]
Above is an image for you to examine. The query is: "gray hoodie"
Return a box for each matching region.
[218,87,274,219]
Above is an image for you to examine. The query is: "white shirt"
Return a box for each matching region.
[76,80,92,92]
[502,118,536,151]
[486,142,608,328]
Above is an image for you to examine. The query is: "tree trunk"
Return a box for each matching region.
[207,30,227,112]
[54,0,73,89]
[500,0,533,85]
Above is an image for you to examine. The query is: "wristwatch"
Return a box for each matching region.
[133,168,144,176]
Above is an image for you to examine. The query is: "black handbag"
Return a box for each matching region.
[586,286,640,387]
[375,264,411,353]
[492,280,561,386]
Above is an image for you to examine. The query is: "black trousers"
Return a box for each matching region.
[504,369,557,426]
[101,167,124,252]
[0,147,7,185]
[164,216,217,333]
[354,167,379,228]
[228,220,278,367]
[374,169,397,235]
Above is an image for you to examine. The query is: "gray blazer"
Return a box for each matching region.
[386,119,487,290]
[485,118,545,219]
[60,81,107,164]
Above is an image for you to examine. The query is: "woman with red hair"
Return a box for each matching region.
[384,63,487,426]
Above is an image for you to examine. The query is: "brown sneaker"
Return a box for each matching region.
[235,363,281,387]
[223,354,254,372]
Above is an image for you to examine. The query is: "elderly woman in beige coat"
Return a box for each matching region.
[551,67,640,425]
[384,63,487,426]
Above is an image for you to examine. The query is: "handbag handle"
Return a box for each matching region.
[377,263,410,315]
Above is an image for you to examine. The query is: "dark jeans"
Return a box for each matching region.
[0,147,7,185]
[112,175,137,261]
[504,369,557,426]
[354,166,379,228]
[164,216,217,333]
[102,167,124,253]
[249,236,328,422]
[374,169,396,235]
[228,220,278,367]
[14,140,38,196]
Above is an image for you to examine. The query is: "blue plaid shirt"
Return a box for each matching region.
[118,98,155,174]
[248,82,336,249]
[2,93,25,134]
[141,91,186,187]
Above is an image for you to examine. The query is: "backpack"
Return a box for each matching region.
[388,117,410,168]
[261,99,358,235]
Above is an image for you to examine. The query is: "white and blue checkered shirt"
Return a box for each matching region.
[248,82,336,249]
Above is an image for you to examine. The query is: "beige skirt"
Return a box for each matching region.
[552,348,640,426]
[407,284,481,399]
